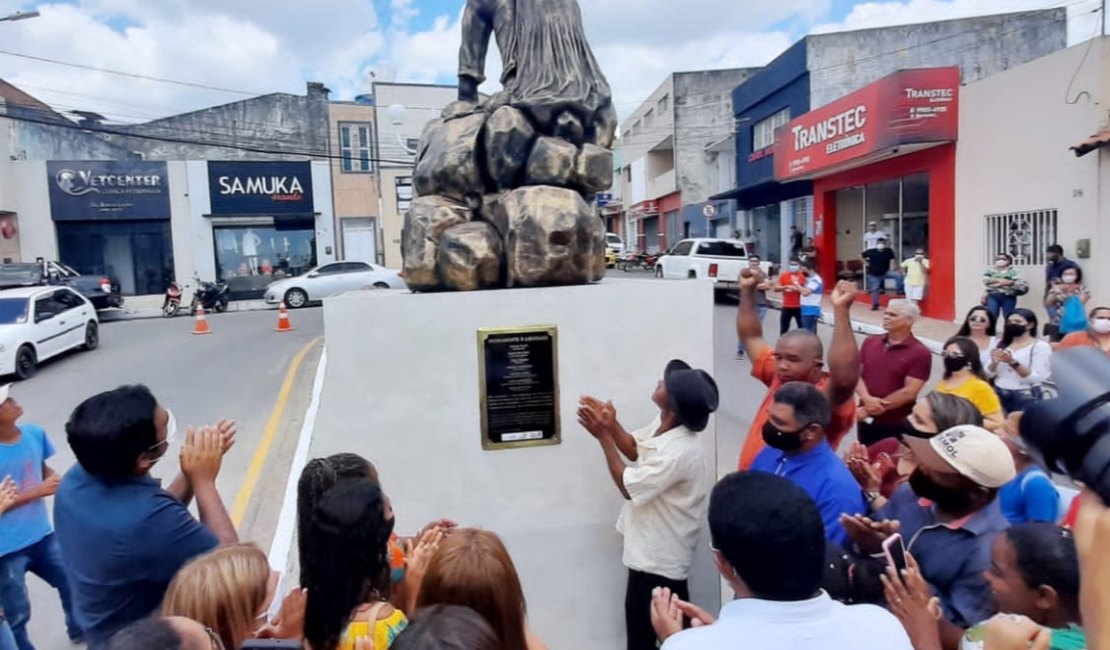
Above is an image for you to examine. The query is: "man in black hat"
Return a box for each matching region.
[578,360,718,650]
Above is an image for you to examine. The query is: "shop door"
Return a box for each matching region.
[56,220,173,296]
[752,204,782,263]
[642,217,660,253]
[342,219,377,264]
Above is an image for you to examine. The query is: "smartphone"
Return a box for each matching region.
[241,641,302,649]
[882,533,908,577]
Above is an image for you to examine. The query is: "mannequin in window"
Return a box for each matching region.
[242,229,261,275]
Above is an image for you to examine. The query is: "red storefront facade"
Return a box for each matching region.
[774,67,960,320]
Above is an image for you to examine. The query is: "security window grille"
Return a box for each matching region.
[396,176,413,213]
[983,210,1058,266]
[339,123,373,173]
[752,108,791,151]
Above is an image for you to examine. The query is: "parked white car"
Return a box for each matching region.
[0,286,99,380]
[656,238,774,298]
[263,261,405,308]
[605,232,625,254]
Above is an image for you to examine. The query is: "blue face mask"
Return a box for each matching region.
[789,264,800,272]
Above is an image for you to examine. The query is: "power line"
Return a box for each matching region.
[0,48,264,96]
[1,108,417,166]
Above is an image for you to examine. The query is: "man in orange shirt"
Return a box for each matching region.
[736,270,861,469]
[1057,306,1110,354]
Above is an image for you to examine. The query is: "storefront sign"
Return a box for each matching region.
[478,325,560,450]
[748,145,774,162]
[48,161,170,221]
[629,200,659,219]
[774,68,959,181]
[208,161,314,215]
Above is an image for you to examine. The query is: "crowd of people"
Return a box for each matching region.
[0,241,1108,650]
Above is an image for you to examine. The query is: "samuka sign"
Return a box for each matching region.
[207,161,314,215]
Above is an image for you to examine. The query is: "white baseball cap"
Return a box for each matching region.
[904,425,1017,488]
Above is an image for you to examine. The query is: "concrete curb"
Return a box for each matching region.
[97,299,273,323]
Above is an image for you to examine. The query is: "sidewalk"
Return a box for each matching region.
[769,295,956,354]
[98,294,272,322]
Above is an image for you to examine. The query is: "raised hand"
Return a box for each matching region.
[881,553,943,650]
[738,268,761,291]
[830,280,859,309]
[845,442,882,492]
[839,513,900,555]
[649,587,684,642]
[0,476,16,514]
[180,426,224,486]
[215,419,237,456]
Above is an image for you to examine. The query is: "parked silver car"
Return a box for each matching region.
[263,262,405,308]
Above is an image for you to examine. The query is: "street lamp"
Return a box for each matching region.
[0,10,40,23]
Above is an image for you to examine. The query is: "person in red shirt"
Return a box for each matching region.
[774,258,806,334]
[736,270,861,470]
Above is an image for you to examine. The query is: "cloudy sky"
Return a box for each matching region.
[0,0,1102,124]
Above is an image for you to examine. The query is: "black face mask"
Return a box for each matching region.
[762,421,809,452]
[943,356,969,374]
[908,469,975,512]
[900,419,934,439]
[1004,324,1029,340]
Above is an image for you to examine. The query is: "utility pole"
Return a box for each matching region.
[0,10,39,23]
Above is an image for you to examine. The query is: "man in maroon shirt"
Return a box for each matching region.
[855,299,933,444]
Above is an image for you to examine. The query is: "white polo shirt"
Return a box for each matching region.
[863,230,888,251]
[616,417,709,581]
[662,591,912,650]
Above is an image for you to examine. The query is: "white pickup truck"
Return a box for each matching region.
[656,238,774,298]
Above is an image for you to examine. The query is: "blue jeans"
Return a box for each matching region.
[801,313,820,333]
[0,534,82,649]
[985,293,1017,322]
[866,272,904,307]
[738,305,768,354]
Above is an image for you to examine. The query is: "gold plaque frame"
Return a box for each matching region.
[477,325,561,451]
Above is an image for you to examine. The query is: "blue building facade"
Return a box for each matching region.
[715,41,814,264]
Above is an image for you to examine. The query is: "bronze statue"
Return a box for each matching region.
[401,0,616,292]
[458,0,617,145]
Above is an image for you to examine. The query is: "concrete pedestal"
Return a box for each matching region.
[313,279,720,648]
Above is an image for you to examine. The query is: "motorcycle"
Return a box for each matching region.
[618,251,659,272]
[162,275,229,318]
[162,280,183,318]
[190,275,230,314]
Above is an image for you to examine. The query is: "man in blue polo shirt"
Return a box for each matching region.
[840,425,1015,649]
[751,382,865,547]
[54,385,239,648]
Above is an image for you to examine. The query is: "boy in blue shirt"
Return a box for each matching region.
[0,385,82,649]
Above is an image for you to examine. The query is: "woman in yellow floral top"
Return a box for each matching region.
[302,481,407,650]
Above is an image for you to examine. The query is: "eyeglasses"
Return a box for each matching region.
[146,409,178,453]
[941,351,966,359]
[1007,321,1029,328]
[204,626,226,650]
[968,316,989,324]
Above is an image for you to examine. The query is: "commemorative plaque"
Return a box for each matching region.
[478,325,560,450]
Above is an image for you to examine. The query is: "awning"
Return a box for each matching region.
[1071,127,1110,158]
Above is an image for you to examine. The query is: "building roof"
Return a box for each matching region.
[0,78,71,125]
[1071,127,1110,158]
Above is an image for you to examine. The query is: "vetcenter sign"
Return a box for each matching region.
[774,67,960,181]
[48,160,171,221]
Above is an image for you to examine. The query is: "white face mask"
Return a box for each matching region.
[995,260,1009,269]
[1062,275,1078,284]
[1092,318,1110,334]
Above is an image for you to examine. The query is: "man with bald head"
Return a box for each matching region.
[736,270,861,469]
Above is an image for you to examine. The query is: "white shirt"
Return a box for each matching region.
[617,416,709,580]
[863,230,888,251]
[662,591,913,650]
[978,337,999,377]
[800,275,823,309]
[992,339,1052,390]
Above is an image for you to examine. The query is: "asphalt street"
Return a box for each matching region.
[21,306,323,649]
[18,271,943,649]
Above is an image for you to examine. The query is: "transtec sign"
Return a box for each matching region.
[48,161,171,221]
[207,161,314,215]
[774,67,960,181]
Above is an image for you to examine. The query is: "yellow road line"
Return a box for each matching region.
[231,336,322,527]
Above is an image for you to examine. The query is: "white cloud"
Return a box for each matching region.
[812,0,1103,44]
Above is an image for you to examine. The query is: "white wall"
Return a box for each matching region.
[311,161,337,265]
[955,38,1109,313]
[373,83,457,169]
[2,161,57,261]
[313,280,721,650]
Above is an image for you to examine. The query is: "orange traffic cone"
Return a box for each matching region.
[192,306,212,335]
[275,302,294,333]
